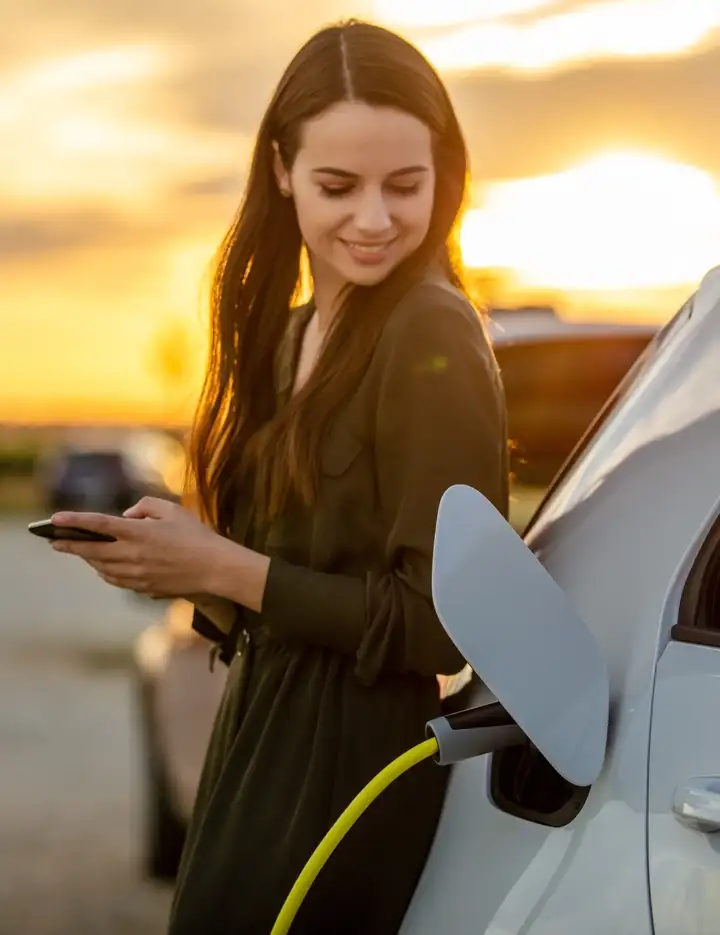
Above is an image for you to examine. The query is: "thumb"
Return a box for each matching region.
[123,497,172,520]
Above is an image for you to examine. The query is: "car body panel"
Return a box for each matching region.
[648,640,720,935]
[646,491,720,935]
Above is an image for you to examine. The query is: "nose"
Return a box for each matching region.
[354,189,392,237]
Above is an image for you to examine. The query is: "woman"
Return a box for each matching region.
[50,20,509,935]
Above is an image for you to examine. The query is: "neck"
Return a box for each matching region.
[309,257,348,335]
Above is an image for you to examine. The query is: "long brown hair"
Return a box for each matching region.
[188,20,470,534]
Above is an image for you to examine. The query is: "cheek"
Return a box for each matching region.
[292,190,344,251]
[396,188,435,245]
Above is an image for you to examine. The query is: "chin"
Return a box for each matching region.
[346,270,392,287]
[341,260,403,288]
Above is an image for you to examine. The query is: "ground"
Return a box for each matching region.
[0,514,173,935]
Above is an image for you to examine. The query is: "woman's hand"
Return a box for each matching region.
[49,497,230,599]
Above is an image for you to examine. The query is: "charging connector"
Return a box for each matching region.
[426,701,525,766]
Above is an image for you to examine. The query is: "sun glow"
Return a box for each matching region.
[460,152,720,290]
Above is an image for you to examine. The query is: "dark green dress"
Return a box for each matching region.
[167,279,509,935]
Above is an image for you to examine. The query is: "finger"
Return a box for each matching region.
[50,511,131,540]
[85,558,132,576]
[97,564,142,582]
[89,558,143,579]
[122,497,174,520]
[51,540,131,561]
[98,570,152,593]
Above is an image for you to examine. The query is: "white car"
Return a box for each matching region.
[131,307,656,880]
[402,265,720,934]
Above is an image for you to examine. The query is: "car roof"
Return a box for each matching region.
[488,308,657,346]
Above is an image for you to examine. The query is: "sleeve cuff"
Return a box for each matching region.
[260,556,366,655]
[191,605,243,667]
[191,606,228,643]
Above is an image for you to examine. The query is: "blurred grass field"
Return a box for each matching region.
[0,476,41,516]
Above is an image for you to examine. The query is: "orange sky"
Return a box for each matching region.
[1,0,719,424]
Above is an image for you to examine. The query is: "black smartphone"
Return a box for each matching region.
[28,519,117,543]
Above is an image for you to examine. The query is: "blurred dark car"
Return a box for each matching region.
[131,309,657,881]
[38,435,183,515]
[489,308,657,485]
[43,449,143,513]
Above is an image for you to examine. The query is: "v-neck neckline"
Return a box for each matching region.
[278,301,316,406]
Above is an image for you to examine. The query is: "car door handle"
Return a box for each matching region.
[672,778,720,833]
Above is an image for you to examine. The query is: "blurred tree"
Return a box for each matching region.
[146,318,199,425]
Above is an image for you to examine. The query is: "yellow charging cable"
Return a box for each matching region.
[270,736,439,935]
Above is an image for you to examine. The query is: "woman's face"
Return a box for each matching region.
[277,101,436,291]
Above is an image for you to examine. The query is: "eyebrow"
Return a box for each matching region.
[311,166,430,179]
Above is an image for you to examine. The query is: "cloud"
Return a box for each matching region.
[1,0,718,263]
[447,42,720,181]
[176,173,244,199]
[0,211,128,258]
[0,168,245,263]
[0,0,367,258]
[2,0,367,75]
[0,39,248,203]
[373,0,577,30]
[374,0,720,73]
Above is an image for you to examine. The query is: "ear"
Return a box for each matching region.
[272,141,292,198]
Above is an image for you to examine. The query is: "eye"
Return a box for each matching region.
[387,183,421,197]
[320,185,353,198]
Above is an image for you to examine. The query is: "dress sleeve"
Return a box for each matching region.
[257,286,509,684]
[190,596,243,668]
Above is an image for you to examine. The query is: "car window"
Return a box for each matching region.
[496,334,652,486]
[674,510,720,646]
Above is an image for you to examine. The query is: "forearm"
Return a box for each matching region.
[197,529,464,681]
[233,554,462,679]
[204,536,271,614]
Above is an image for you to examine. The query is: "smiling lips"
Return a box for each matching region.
[341,238,397,265]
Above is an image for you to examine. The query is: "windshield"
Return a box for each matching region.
[523,296,695,537]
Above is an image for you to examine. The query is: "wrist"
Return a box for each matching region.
[201,535,243,598]
[204,536,271,613]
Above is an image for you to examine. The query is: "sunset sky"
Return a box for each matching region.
[2,0,719,424]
